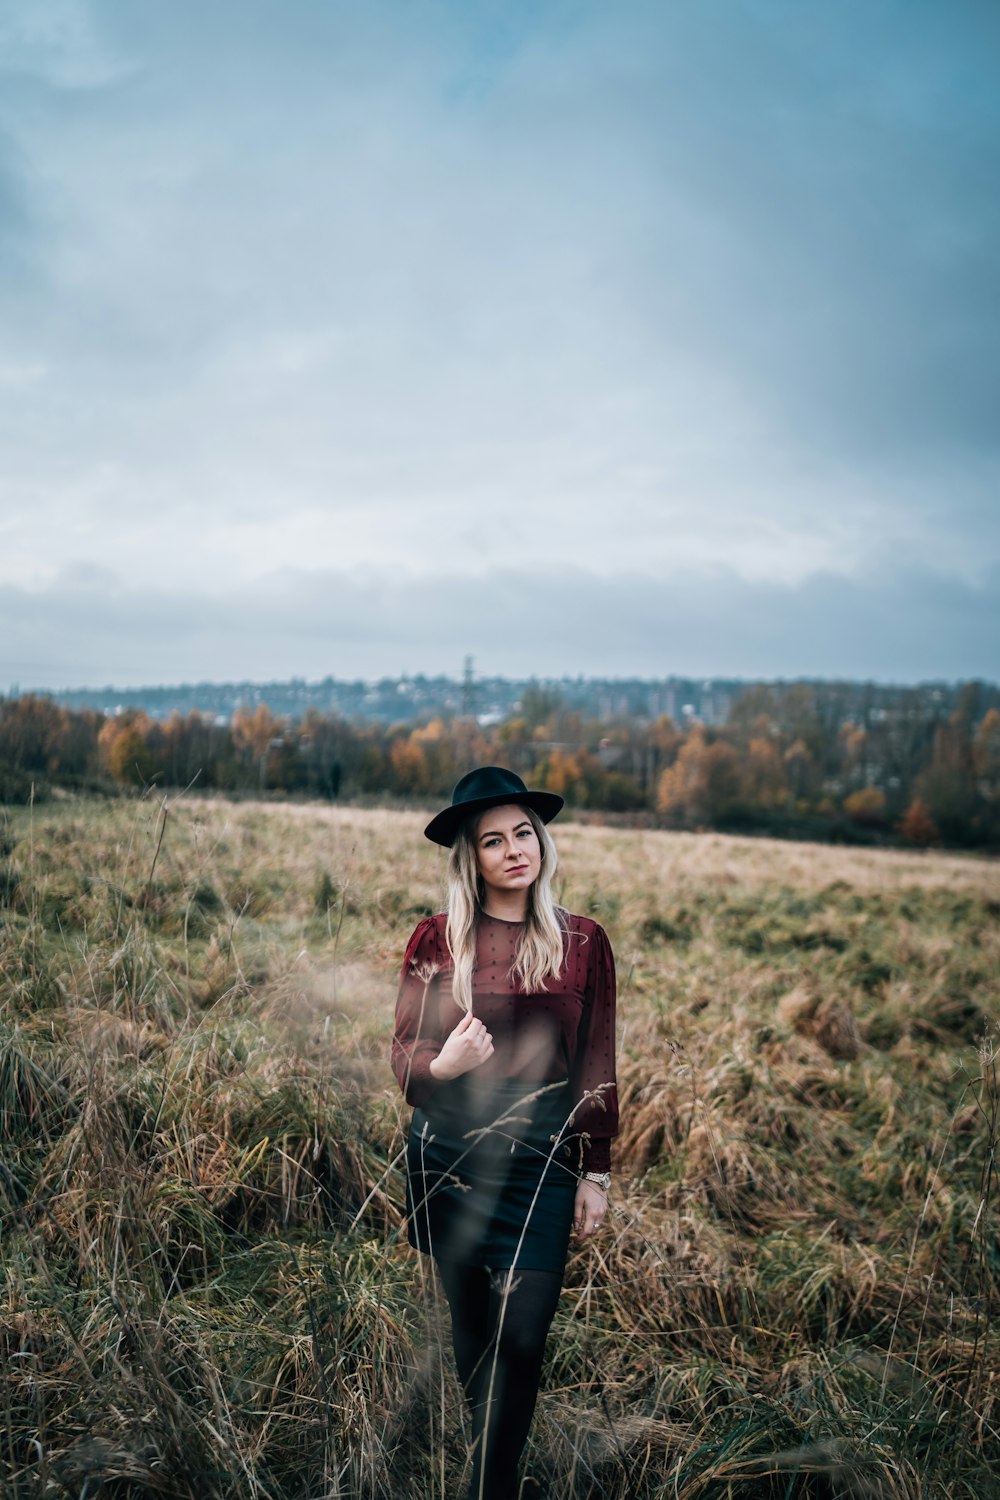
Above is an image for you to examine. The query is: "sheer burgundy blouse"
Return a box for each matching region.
[391,910,618,1173]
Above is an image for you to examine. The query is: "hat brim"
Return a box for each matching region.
[424,790,564,848]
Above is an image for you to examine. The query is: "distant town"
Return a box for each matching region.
[27,669,997,732]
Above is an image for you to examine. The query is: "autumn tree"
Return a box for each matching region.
[232,704,279,791]
[837,722,868,791]
[897,797,939,846]
[728,685,777,738]
[913,712,978,842]
[98,714,154,787]
[356,734,390,795]
[783,738,818,805]
[973,708,1000,801]
[781,683,826,761]
[410,718,459,794]
[639,716,682,806]
[495,716,534,775]
[390,735,431,794]
[0,695,73,774]
[843,787,887,826]
[742,735,788,810]
[657,727,742,827]
[296,709,352,799]
[534,748,584,804]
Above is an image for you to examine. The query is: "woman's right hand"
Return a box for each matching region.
[429,1010,494,1081]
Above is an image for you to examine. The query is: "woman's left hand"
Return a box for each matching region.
[574,1179,607,1238]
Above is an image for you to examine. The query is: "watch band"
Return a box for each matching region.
[583,1171,611,1192]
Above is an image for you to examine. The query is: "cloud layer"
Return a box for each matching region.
[4,562,997,689]
[1,1,997,686]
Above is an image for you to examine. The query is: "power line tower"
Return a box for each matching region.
[461,655,475,718]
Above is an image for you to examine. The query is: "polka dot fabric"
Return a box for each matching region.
[391,911,618,1172]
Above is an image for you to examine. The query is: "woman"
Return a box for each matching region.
[391,766,618,1500]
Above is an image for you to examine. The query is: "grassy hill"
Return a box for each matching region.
[1,797,998,1498]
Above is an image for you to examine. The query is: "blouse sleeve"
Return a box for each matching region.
[391,916,448,1109]
[570,920,619,1174]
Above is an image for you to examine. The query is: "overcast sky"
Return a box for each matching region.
[1,0,997,690]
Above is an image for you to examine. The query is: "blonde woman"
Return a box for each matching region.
[392,766,618,1500]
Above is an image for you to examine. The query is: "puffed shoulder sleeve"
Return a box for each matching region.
[391,915,448,1109]
[570,920,619,1174]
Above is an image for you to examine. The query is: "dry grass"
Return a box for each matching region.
[1,793,999,1498]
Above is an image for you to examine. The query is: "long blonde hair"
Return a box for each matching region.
[445,804,566,1012]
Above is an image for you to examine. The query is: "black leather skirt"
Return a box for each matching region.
[405,1075,580,1272]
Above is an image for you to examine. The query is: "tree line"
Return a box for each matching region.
[1,682,998,849]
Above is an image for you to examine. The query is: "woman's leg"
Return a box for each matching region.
[435,1258,493,1401]
[476,1267,564,1500]
[436,1260,564,1500]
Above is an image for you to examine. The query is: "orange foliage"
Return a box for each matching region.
[657,727,741,825]
[98,715,154,786]
[897,797,939,846]
[390,737,431,794]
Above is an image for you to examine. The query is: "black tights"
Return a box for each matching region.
[436,1258,563,1500]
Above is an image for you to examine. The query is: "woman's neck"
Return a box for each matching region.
[481,892,529,924]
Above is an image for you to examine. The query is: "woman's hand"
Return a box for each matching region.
[429,1010,494,1082]
[574,1178,607,1238]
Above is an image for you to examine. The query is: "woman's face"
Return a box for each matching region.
[474,803,542,903]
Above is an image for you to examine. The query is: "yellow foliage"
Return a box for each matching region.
[390,737,431,794]
[232,705,276,760]
[536,748,579,800]
[843,786,887,825]
[744,736,788,809]
[98,717,153,786]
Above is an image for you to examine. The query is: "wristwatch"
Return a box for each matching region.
[583,1171,611,1193]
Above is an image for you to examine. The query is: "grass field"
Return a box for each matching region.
[1,794,999,1499]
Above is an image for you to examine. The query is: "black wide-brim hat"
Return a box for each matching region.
[424,766,564,848]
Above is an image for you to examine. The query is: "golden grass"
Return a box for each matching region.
[1,792,998,1498]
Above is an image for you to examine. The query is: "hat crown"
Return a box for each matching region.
[451,766,529,809]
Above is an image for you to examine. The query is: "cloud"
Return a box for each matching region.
[0,0,125,89]
[2,561,996,691]
[0,0,997,678]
